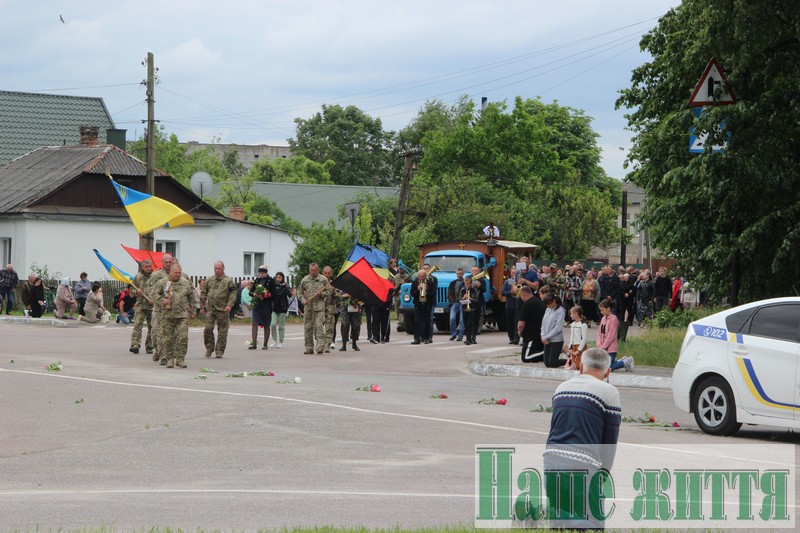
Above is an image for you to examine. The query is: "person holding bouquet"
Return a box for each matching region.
[249,265,275,350]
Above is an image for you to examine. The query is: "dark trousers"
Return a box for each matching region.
[371,306,390,342]
[623,297,636,326]
[414,304,431,341]
[340,313,361,344]
[505,307,519,342]
[543,341,565,368]
[364,305,373,339]
[463,310,478,341]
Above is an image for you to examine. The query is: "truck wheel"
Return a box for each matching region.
[435,316,449,332]
[403,313,415,335]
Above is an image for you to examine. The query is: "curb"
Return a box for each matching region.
[0,316,77,328]
[470,363,672,390]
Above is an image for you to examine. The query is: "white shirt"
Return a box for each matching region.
[483,225,500,237]
[568,321,588,351]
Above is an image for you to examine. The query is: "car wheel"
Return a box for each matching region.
[692,377,742,436]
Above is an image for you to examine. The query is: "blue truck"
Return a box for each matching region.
[397,239,539,335]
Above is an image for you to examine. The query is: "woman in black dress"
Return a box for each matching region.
[30,278,45,318]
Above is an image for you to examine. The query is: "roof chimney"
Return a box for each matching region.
[79,126,99,147]
[228,206,245,221]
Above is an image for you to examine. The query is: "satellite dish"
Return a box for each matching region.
[189,172,213,198]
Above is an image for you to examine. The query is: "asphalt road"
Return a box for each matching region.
[1,321,798,531]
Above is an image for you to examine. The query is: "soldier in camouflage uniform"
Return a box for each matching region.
[147,253,173,362]
[154,263,196,368]
[130,259,155,354]
[546,263,567,302]
[200,261,237,358]
[299,262,329,354]
[322,265,341,353]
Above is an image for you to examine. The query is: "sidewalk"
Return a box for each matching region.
[0,315,77,327]
[470,320,674,390]
[470,352,673,390]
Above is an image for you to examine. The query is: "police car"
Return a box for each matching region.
[673,297,800,435]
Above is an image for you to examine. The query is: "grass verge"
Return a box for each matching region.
[618,326,684,368]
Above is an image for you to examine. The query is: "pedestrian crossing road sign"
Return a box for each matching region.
[689,107,727,154]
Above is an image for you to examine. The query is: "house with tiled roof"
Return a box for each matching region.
[208,181,398,229]
[0,128,294,282]
[0,90,125,163]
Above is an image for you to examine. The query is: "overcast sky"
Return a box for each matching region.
[1,0,681,179]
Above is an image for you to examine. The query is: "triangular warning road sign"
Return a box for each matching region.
[688,57,737,107]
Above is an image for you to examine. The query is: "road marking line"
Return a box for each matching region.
[0,368,548,436]
[0,488,473,498]
[0,368,786,465]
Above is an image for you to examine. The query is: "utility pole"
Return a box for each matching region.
[390,151,416,259]
[143,52,156,252]
[620,188,627,266]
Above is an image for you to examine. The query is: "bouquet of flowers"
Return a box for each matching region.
[250,284,271,306]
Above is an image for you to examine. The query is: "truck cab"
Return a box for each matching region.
[397,239,538,335]
[398,250,493,333]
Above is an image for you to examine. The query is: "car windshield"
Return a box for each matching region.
[425,256,477,272]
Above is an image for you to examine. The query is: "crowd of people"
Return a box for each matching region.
[2,253,694,375]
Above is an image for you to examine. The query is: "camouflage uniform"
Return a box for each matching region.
[299,274,328,353]
[154,277,196,368]
[201,274,237,358]
[130,269,155,352]
[323,285,341,351]
[148,269,168,362]
[150,269,190,363]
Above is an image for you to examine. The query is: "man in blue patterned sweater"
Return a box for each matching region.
[544,347,621,530]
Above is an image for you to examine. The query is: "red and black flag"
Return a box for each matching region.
[331,257,395,306]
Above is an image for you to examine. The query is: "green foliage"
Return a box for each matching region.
[246,196,304,234]
[289,104,398,186]
[287,220,352,282]
[403,97,620,258]
[247,155,335,184]
[617,1,800,303]
[222,148,246,177]
[127,127,229,185]
[645,306,719,330]
[618,327,685,368]
[29,262,62,282]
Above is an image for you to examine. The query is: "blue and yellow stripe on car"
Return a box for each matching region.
[736,357,800,411]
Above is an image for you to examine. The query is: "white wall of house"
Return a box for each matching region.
[0,217,295,282]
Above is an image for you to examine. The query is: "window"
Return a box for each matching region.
[1,237,10,265]
[155,241,178,257]
[748,305,800,342]
[243,252,265,276]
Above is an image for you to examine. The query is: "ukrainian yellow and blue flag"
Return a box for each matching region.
[109,178,194,235]
[93,249,135,284]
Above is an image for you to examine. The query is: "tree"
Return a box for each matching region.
[247,155,335,184]
[127,127,229,185]
[617,0,800,304]
[289,104,398,186]
[404,97,621,258]
[213,173,303,233]
[287,220,353,282]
